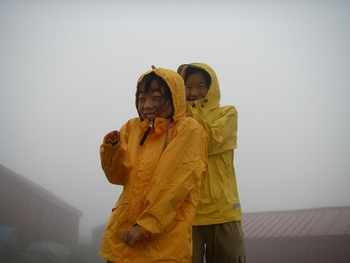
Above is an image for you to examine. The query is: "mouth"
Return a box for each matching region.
[144,113,156,120]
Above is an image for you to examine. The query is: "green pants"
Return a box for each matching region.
[192,221,246,263]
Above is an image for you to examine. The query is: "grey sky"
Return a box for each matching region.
[1,0,349,241]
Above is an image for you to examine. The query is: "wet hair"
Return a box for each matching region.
[184,67,211,89]
[136,72,174,117]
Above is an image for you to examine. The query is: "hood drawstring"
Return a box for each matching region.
[139,120,154,146]
[163,117,173,150]
[139,118,174,148]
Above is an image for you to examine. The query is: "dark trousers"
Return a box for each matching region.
[192,221,246,263]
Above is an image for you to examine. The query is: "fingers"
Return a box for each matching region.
[110,131,118,141]
[108,131,119,141]
[121,231,127,243]
[129,240,138,247]
[121,227,140,247]
[104,130,119,145]
[121,230,133,246]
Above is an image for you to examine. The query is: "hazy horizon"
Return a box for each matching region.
[1,0,349,242]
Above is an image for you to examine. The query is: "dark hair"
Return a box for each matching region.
[184,67,211,88]
[136,72,173,116]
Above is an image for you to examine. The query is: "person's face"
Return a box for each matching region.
[185,72,209,101]
[137,80,173,121]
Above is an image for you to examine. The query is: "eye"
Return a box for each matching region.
[152,91,162,100]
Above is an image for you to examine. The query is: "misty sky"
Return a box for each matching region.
[1,0,349,240]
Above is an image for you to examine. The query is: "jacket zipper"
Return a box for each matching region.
[139,120,154,146]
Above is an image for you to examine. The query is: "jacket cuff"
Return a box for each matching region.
[108,138,120,146]
[134,223,151,239]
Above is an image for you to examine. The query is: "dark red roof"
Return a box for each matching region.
[242,206,350,239]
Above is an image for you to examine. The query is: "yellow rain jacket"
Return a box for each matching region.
[100,68,207,262]
[177,63,242,226]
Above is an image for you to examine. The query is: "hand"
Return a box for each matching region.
[121,226,145,247]
[104,130,119,144]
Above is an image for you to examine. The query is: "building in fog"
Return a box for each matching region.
[0,164,82,250]
[243,206,350,263]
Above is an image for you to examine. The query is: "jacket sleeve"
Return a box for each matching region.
[135,119,207,239]
[186,104,237,155]
[100,121,132,185]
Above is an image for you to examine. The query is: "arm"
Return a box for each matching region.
[135,119,207,239]
[187,105,237,155]
[100,121,132,185]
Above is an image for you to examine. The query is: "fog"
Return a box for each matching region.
[1,0,350,242]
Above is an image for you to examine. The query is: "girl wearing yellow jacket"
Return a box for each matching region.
[100,68,207,263]
[177,63,246,263]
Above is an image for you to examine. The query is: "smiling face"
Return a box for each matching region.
[185,72,209,101]
[137,78,174,121]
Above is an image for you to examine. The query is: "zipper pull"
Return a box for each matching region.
[139,119,154,146]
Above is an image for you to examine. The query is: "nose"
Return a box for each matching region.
[143,99,154,109]
[191,90,199,96]
[190,88,200,99]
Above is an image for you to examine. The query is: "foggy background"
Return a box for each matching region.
[1,0,349,242]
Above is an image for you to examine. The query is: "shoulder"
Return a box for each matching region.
[220,105,237,114]
[208,105,237,121]
[174,117,205,134]
[126,117,140,125]
[121,117,141,131]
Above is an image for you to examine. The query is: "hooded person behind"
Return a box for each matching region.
[177,63,246,263]
[99,68,207,263]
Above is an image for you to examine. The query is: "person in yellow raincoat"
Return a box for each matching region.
[177,63,246,263]
[99,68,207,263]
